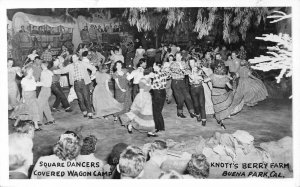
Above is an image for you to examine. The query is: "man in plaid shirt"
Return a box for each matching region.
[168,52,196,119]
[41,44,53,62]
[53,54,96,119]
[150,63,169,133]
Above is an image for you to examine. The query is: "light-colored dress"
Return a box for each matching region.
[125,78,155,129]
[133,48,145,68]
[93,72,123,118]
[8,67,21,110]
[10,77,40,122]
[202,67,215,115]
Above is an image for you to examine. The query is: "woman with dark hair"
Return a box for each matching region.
[92,64,122,119]
[8,58,22,110]
[205,62,244,129]
[112,61,132,123]
[103,143,129,179]
[235,60,268,106]
[78,135,104,179]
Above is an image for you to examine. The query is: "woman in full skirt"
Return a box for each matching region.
[207,63,244,129]
[10,66,41,131]
[202,66,215,115]
[112,61,132,122]
[120,77,157,137]
[236,62,268,106]
[8,58,22,110]
[93,65,123,119]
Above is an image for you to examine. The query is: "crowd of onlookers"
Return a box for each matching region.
[9,120,209,179]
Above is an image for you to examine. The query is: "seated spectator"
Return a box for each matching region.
[159,170,184,179]
[117,146,146,179]
[103,143,129,179]
[141,140,168,179]
[38,26,44,35]
[77,135,104,179]
[31,131,87,179]
[31,26,38,34]
[185,153,209,179]
[19,25,27,33]
[41,44,53,62]
[9,120,34,179]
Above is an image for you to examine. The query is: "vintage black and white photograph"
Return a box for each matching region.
[1,0,299,185]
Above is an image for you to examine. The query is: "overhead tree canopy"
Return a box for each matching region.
[122,7,271,44]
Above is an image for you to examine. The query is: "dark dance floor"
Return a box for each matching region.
[8,88,293,165]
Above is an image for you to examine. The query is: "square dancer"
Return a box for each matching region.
[168,52,196,118]
[36,61,55,125]
[53,54,96,118]
[151,63,169,133]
